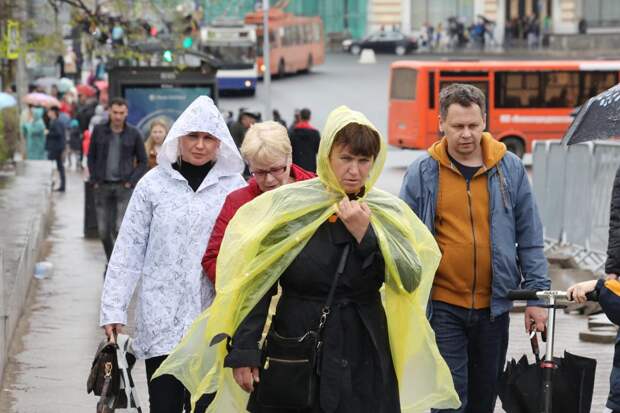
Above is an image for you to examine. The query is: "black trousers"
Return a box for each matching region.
[93,183,132,261]
[145,355,214,413]
[51,154,65,190]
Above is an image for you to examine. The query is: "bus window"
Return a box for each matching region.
[579,71,619,103]
[542,71,579,108]
[495,72,541,107]
[257,31,276,55]
[391,68,417,100]
[429,72,435,109]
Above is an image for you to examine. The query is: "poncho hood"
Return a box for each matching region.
[157,95,244,177]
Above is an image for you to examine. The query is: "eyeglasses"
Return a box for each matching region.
[250,165,288,178]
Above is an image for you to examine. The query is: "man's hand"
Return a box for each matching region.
[567,279,598,304]
[524,306,547,333]
[124,182,132,189]
[233,367,260,393]
[334,198,371,244]
[103,323,123,342]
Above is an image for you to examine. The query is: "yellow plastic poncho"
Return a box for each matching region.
[154,106,460,412]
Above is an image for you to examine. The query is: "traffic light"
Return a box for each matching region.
[182,36,193,48]
[163,49,173,62]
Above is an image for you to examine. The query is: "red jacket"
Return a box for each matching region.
[202,163,315,283]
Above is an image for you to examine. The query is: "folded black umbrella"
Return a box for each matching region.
[562,83,620,145]
[499,351,596,413]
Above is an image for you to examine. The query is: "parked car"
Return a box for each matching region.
[342,30,418,56]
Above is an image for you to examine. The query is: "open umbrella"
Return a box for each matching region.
[0,92,17,110]
[22,92,61,108]
[76,84,97,97]
[57,77,75,93]
[562,83,620,145]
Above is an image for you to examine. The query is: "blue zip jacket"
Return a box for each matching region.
[399,138,549,317]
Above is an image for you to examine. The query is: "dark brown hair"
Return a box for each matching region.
[439,83,486,119]
[332,122,381,159]
[108,97,128,108]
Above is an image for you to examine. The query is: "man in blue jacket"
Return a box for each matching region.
[399,83,550,412]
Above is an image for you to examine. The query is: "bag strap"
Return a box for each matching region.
[317,244,351,334]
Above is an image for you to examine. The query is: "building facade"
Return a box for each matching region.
[398,0,619,43]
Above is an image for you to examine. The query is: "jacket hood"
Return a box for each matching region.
[158,96,244,176]
[317,105,386,195]
[428,132,506,170]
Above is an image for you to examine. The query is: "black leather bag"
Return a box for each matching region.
[256,244,350,409]
[87,339,120,397]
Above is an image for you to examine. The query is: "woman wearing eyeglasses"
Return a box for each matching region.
[201,121,315,283]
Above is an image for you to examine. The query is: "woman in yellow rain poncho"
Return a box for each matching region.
[155,106,460,412]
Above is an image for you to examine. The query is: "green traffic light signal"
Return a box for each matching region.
[163,50,173,62]
[182,36,193,49]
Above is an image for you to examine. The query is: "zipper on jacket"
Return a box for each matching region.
[466,180,478,309]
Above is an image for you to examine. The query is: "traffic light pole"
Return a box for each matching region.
[263,0,272,121]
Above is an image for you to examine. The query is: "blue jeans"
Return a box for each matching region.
[607,331,620,412]
[430,301,510,413]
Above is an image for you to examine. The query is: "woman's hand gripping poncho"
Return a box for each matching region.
[154,106,461,412]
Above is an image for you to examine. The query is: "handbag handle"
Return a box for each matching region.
[318,244,351,333]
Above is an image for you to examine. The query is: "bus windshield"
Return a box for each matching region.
[204,45,255,67]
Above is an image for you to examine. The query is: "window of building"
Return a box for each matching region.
[585,0,620,28]
[411,0,474,30]
[495,72,541,108]
[391,68,417,100]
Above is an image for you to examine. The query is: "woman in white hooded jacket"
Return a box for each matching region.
[99,96,246,412]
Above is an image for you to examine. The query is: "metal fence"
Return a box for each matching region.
[532,140,620,273]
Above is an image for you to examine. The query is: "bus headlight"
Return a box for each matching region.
[260,64,266,72]
[244,80,252,88]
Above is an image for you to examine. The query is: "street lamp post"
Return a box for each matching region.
[263,0,271,121]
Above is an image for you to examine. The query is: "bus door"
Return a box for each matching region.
[438,76,490,131]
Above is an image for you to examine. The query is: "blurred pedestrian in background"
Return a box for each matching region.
[21,106,47,160]
[289,107,320,172]
[100,96,245,413]
[45,106,66,192]
[229,109,260,148]
[88,97,147,263]
[145,119,169,170]
[67,119,83,171]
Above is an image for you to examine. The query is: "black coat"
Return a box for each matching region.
[607,165,620,273]
[290,127,320,173]
[45,119,66,159]
[87,122,147,186]
[225,219,400,413]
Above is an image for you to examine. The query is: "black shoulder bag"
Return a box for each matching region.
[256,244,350,409]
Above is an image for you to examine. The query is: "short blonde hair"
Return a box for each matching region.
[241,121,292,164]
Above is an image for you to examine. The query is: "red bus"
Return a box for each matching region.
[388,60,620,156]
[245,8,324,77]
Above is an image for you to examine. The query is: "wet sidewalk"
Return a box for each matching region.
[0,169,150,412]
[0,166,615,412]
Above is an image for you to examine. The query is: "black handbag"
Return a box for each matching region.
[256,244,350,409]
